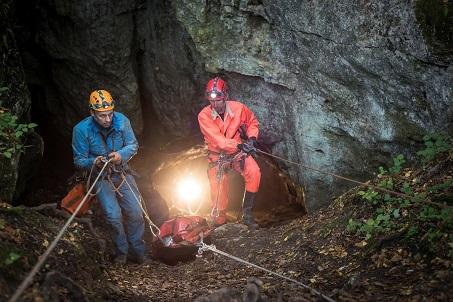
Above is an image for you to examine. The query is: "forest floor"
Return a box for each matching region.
[0,151,452,301]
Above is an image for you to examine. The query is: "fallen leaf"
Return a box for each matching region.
[400,287,412,295]
[355,241,367,248]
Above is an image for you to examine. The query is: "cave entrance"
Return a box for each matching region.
[144,143,307,227]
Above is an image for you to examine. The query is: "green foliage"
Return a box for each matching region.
[405,226,419,239]
[347,212,393,240]
[0,218,5,229]
[0,110,37,159]
[349,144,453,256]
[0,245,21,268]
[378,166,387,177]
[401,182,413,195]
[358,189,380,204]
[428,180,453,193]
[420,206,453,227]
[377,154,405,180]
[417,133,451,164]
[346,218,362,233]
[378,177,394,190]
[4,251,20,265]
[389,154,406,174]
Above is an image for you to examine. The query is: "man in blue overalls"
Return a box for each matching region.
[72,89,146,264]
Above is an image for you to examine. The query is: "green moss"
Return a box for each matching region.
[415,0,453,60]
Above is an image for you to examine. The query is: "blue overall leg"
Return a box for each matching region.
[117,174,146,258]
[95,178,129,256]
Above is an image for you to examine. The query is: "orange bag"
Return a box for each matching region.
[60,183,94,217]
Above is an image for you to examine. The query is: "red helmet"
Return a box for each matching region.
[205,77,228,101]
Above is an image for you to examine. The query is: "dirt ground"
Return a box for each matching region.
[0,153,452,301]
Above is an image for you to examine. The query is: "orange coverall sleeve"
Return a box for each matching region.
[198,112,239,153]
[242,104,259,139]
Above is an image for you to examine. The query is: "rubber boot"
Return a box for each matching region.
[212,210,227,227]
[242,191,259,229]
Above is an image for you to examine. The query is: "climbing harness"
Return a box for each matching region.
[90,156,163,240]
[210,151,248,221]
[8,158,114,302]
[196,236,336,302]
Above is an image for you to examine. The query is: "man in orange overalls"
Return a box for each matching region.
[198,77,261,229]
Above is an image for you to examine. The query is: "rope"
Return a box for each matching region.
[122,174,161,238]
[212,160,225,219]
[196,239,336,302]
[8,158,114,302]
[210,151,247,220]
[107,173,125,197]
[256,149,452,209]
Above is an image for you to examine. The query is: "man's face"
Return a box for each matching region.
[210,98,226,115]
[91,110,114,128]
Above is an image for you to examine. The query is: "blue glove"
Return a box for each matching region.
[237,137,257,154]
[246,137,257,148]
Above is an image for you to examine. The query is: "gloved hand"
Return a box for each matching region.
[246,137,257,148]
[108,151,122,164]
[94,156,106,168]
[237,137,257,154]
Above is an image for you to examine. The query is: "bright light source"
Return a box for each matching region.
[177,177,202,203]
[210,92,217,99]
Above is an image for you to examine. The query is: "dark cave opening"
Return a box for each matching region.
[20,85,74,206]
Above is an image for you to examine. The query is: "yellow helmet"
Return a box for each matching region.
[89,90,115,111]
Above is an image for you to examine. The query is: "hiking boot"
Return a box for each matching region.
[213,214,227,227]
[242,191,259,230]
[129,254,152,265]
[211,209,227,227]
[113,254,127,264]
[242,209,258,230]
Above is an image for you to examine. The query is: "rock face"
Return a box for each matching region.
[14,0,453,210]
[28,0,144,135]
[169,0,453,209]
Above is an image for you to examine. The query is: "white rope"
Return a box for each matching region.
[122,174,161,237]
[197,240,336,302]
[211,151,247,219]
[8,158,113,302]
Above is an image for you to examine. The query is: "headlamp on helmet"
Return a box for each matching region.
[205,77,228,101]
